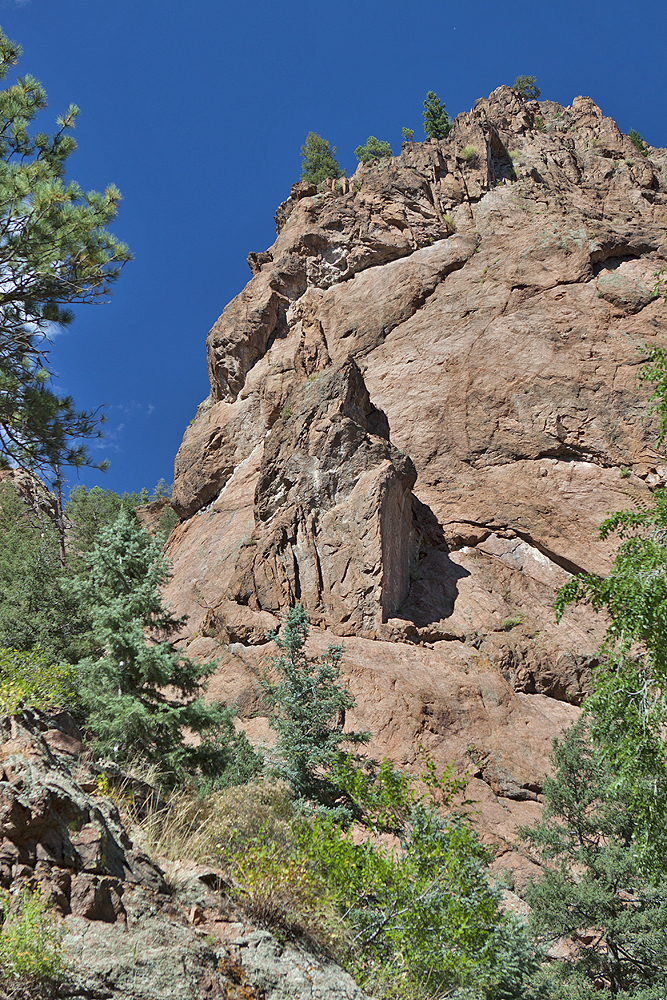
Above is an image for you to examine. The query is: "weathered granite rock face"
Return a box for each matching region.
[166,85,667,858]
[0,710,167,915]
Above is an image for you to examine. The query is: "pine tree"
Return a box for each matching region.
[512,76,541,100]
[629,129,650,158]
[521,721,667,997]
[0,28,130,483]
[70,508,260,786]
[354,136,393,164]
[0,481,91,661]
[300,132,344,185]
[422,91,451,140]
[64,483,158,571]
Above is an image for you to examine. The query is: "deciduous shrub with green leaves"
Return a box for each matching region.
[0,887,66,983]
[0,648,77,713]
[303,797,533,999]
[145,765,533,998]
[229,839,347,952]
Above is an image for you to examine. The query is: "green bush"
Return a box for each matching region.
[0,887,66,982]
[143,779,346,952]
[190,762,534,998]
[0,648,77,713]
[299,755,534,1000]
[460,145,477,162]
[229,839,347,952]
[512,76,541,100]
[354,136,392,165]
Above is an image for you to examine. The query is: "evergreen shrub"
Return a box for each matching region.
[300,133,344,185]
[629,129,650,157]
[512,76,541,100]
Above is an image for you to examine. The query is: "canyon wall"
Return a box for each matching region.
[165,86,667,868]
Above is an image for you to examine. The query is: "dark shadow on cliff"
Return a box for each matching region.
[394,496,470,629]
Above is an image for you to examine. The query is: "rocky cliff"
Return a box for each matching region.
[165,85,667,866]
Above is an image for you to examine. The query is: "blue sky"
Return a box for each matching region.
[1,0,666,496]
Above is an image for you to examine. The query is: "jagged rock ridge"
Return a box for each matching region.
[165,85,667,861]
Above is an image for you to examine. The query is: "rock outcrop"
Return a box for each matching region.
[165,85,667,855]
[0,710,369,1000]
[0,710,167,916]
[225,357,417,635]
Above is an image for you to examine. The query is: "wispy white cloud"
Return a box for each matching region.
[89,422,124,454]
[103,401,155,420]
[89,402,156,454]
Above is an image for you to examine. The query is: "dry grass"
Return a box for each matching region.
[137,779,348,954]
[139,779,297,867]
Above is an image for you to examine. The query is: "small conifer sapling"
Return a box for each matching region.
[261,604,370,806]
[512,75,541,100]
